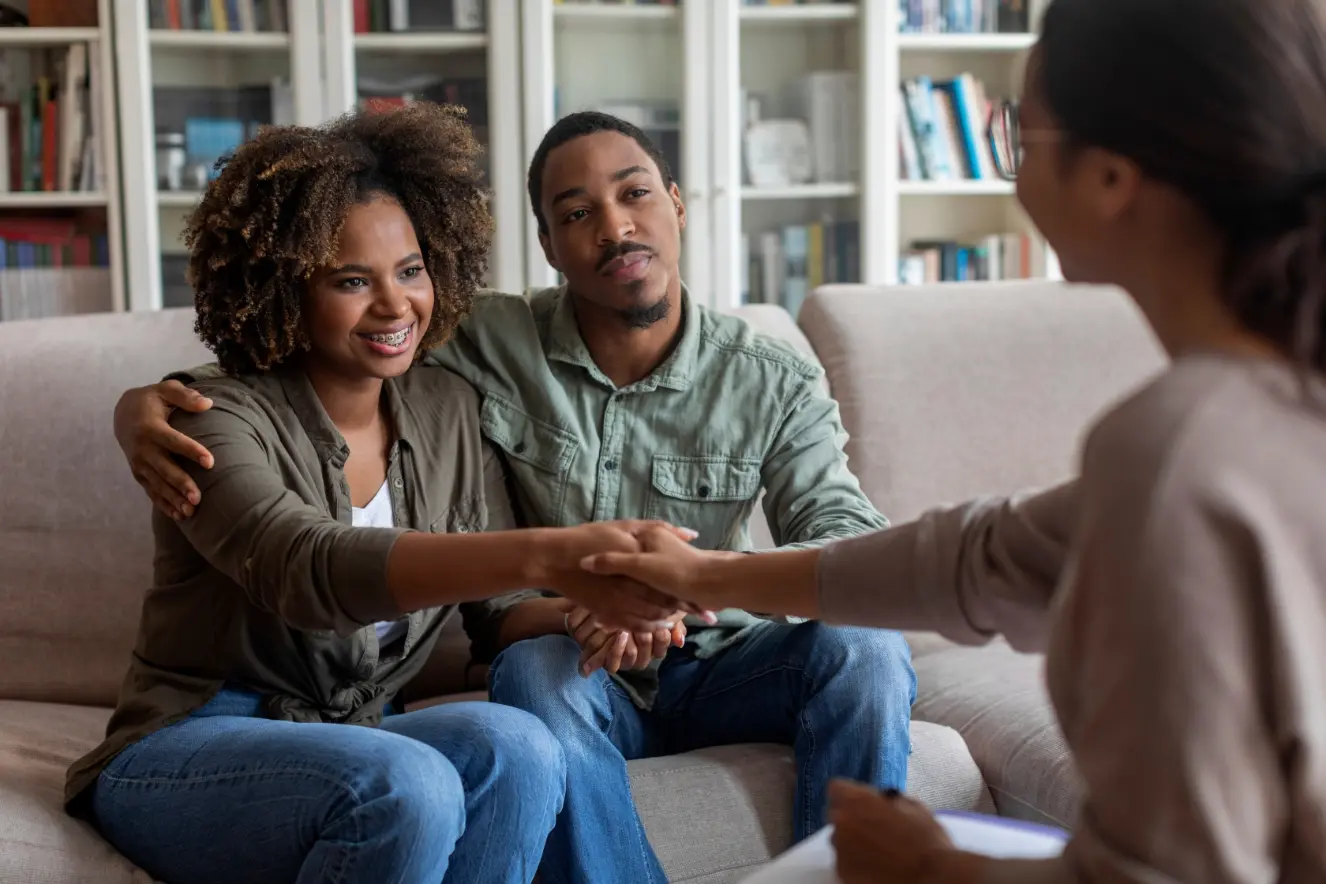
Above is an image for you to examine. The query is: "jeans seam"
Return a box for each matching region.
[796,667,818,838]
[682,660,806,708]
[591,672,661,884]
[100,765,367,801]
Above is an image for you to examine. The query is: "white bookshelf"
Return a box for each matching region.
[0,0,125,318]
[522,2,703,295]
[36,0,1060,322]
[0,27,103,46]
[114,0,323,312]
[896,32,1037,52]
[322,1,523,295]
[886,0,1059,286]
[739,4,858,23]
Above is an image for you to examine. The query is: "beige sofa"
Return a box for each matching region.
[0,281,1164,883]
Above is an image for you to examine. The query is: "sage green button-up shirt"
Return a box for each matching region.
[443,286,889,707]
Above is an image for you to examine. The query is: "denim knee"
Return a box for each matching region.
[793,622,917,706]
[450,704,567,811]
[489,634,604,718]
[342,735,466,843]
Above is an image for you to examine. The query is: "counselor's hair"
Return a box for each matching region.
[1038,0,1326,369]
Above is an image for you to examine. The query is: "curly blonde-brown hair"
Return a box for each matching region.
[184,102,493,374]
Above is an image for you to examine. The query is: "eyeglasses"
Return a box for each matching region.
[987,99,1021,181]
[987,99,1065,181]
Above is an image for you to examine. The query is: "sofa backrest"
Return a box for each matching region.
[798,282,1167,524]
[0,308,210,705]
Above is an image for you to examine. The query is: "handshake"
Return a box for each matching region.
[536,519,740,677]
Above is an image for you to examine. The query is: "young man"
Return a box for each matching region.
[114,112,915,884]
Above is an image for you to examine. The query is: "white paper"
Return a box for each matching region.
[739,812,1067,883]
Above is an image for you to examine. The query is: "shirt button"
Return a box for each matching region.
[698,484,711,498]
[513,441,527,454]
[392,477,403,489]
[604,460,618,471]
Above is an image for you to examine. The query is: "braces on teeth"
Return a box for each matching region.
[367,327,410,346]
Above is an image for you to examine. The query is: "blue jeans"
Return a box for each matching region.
[90,688,566,884]
[488,621,916,884]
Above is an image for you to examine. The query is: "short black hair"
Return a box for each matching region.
[527,111,674,235]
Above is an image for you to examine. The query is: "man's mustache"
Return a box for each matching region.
[596,241,654,272]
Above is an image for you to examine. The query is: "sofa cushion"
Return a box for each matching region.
[912,643,1082,829]
[0,310,210,707]
[0,700,989,884]
[798,282,1165,524]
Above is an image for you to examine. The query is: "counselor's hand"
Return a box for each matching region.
[579,523,736,612]
[540,521,714,632]
[829,780,986,884]
[563,602,686,676]
[114,380,215,521]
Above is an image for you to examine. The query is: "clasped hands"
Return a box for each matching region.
[548,521,727,676]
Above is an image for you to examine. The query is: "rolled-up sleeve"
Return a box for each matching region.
[170,391,406,635]
[458,441,548,661]
[815,480,1077,652]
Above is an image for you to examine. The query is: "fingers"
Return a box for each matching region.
[580,550,647,578]
[158,379,213,413]
[606,631,630,673]
[650,627,671,660]
[566,605,594,635]
[582,631,623,676]
[571,612,599,647]
[671,620,687,647]
[133,467,196,521]
[148,423,214,471]
[619,520,698,542]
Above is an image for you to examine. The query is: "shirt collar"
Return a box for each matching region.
[275,369,419,465]
[546,283,701,393]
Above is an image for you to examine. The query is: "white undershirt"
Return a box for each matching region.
[351,480,408,647]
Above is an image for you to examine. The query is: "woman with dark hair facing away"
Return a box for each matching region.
[64,103,690,884]
[582,0,1326,881]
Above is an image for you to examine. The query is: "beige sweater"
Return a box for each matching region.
[819,354,1326,884]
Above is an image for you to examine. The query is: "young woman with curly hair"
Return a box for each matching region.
[64,103,687,884]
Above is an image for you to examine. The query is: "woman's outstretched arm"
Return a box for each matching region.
[583,481,1077,651]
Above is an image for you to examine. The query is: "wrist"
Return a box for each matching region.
[691,550,748,606]
[522,528,562,587]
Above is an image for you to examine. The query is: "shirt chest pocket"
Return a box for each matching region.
[480,396,577,526]
[645,455,762,549]
[428,498,488,535]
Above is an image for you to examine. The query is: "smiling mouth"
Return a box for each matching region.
[363,327,410,347]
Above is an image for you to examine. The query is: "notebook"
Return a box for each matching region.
[739,811,1067,883]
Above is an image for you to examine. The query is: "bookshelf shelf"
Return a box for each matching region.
[898,180,1016,196]
[157,192,204,208]
[553,5,679,22]
[743,182,860,200]
[147,30,290,50]
[740,4,858,24]
[0,192,109,209]
[896,33,1037,52]
[0,27,101,47]
[354,32,488,53]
